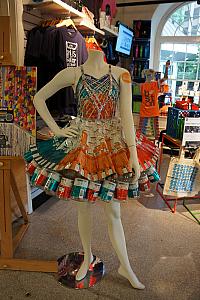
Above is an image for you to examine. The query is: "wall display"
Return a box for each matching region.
[0,66,37,136]
[182,117,200,147]
[132,20,151,81]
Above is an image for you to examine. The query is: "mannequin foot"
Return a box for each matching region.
[76,254,93,281]
[118,266,145,290]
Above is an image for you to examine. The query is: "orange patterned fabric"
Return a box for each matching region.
[81,93,115,119]
[54,119,131,181]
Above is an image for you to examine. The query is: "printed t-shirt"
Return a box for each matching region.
[140,81,160,117]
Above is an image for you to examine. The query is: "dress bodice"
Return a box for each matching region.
[76,65,119,120]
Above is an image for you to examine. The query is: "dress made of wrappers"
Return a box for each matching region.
[25,65,159,202]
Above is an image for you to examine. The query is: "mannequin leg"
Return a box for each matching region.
[76,202,93,281]
[104,201,145,289]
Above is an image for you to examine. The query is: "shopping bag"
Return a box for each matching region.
[163,148,200,198]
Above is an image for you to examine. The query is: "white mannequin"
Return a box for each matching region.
[33,49,145,289]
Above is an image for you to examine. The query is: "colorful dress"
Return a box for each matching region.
[25,65,159,202]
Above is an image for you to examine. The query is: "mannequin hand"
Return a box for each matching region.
[131,162,141,183]
[129,154,140,182]
[53,125,79,138]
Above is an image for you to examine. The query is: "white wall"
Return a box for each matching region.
[115,4,157,28]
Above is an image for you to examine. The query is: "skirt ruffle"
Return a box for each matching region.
[24,119,160,202]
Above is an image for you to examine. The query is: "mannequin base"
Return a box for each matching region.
[57,252,105,289]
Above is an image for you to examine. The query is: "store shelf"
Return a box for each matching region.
[134,37,150,42]
[74,19,104,36]
[101,26,118,37]
[24,0,104,35]
[133,57,149,61]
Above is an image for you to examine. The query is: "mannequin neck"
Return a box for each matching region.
[84,49,107,74]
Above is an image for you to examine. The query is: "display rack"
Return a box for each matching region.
[132,21,151,82]
[23,0,105,36]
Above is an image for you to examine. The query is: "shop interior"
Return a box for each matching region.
[0,1,200,299]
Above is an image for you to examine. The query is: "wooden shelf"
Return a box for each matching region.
[101,26,118,37]
[74,19,104,36]
[24,0,104,35]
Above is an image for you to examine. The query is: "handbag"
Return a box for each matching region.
[163,148,200,198]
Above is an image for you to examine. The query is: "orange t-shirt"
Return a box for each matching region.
[140,81,160,117]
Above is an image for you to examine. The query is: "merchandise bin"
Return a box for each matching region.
[166,107,200,140]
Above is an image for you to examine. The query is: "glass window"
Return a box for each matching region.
[159,2,200,103]
[161,2,200,37]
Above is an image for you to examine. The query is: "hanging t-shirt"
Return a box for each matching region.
[25,26,88,116]
[140,81,160,117]
[101,0,117,18]
[55,27,88,68]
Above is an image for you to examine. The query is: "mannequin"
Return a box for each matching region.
[32,49,145,290]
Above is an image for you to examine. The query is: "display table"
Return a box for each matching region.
[156,134,200,224]
[156,133,182,213]
[0,156,57,272]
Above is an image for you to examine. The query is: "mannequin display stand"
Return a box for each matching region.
[57,252,105,289]
[23,49,145,290]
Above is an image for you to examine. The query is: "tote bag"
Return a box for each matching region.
[163,148,200,198]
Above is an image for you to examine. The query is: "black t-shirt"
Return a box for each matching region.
[24,26,88,116]
[55,27,88,68]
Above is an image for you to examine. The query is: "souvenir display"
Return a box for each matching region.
[0,66,37,136]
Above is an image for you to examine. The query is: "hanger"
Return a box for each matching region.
[87,35,99,47]
[56,15,76,30]
[40,18,60,27]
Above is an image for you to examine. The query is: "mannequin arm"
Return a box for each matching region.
[119,72,140,180]
[160,60,170,83]
[33,68,79,137]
